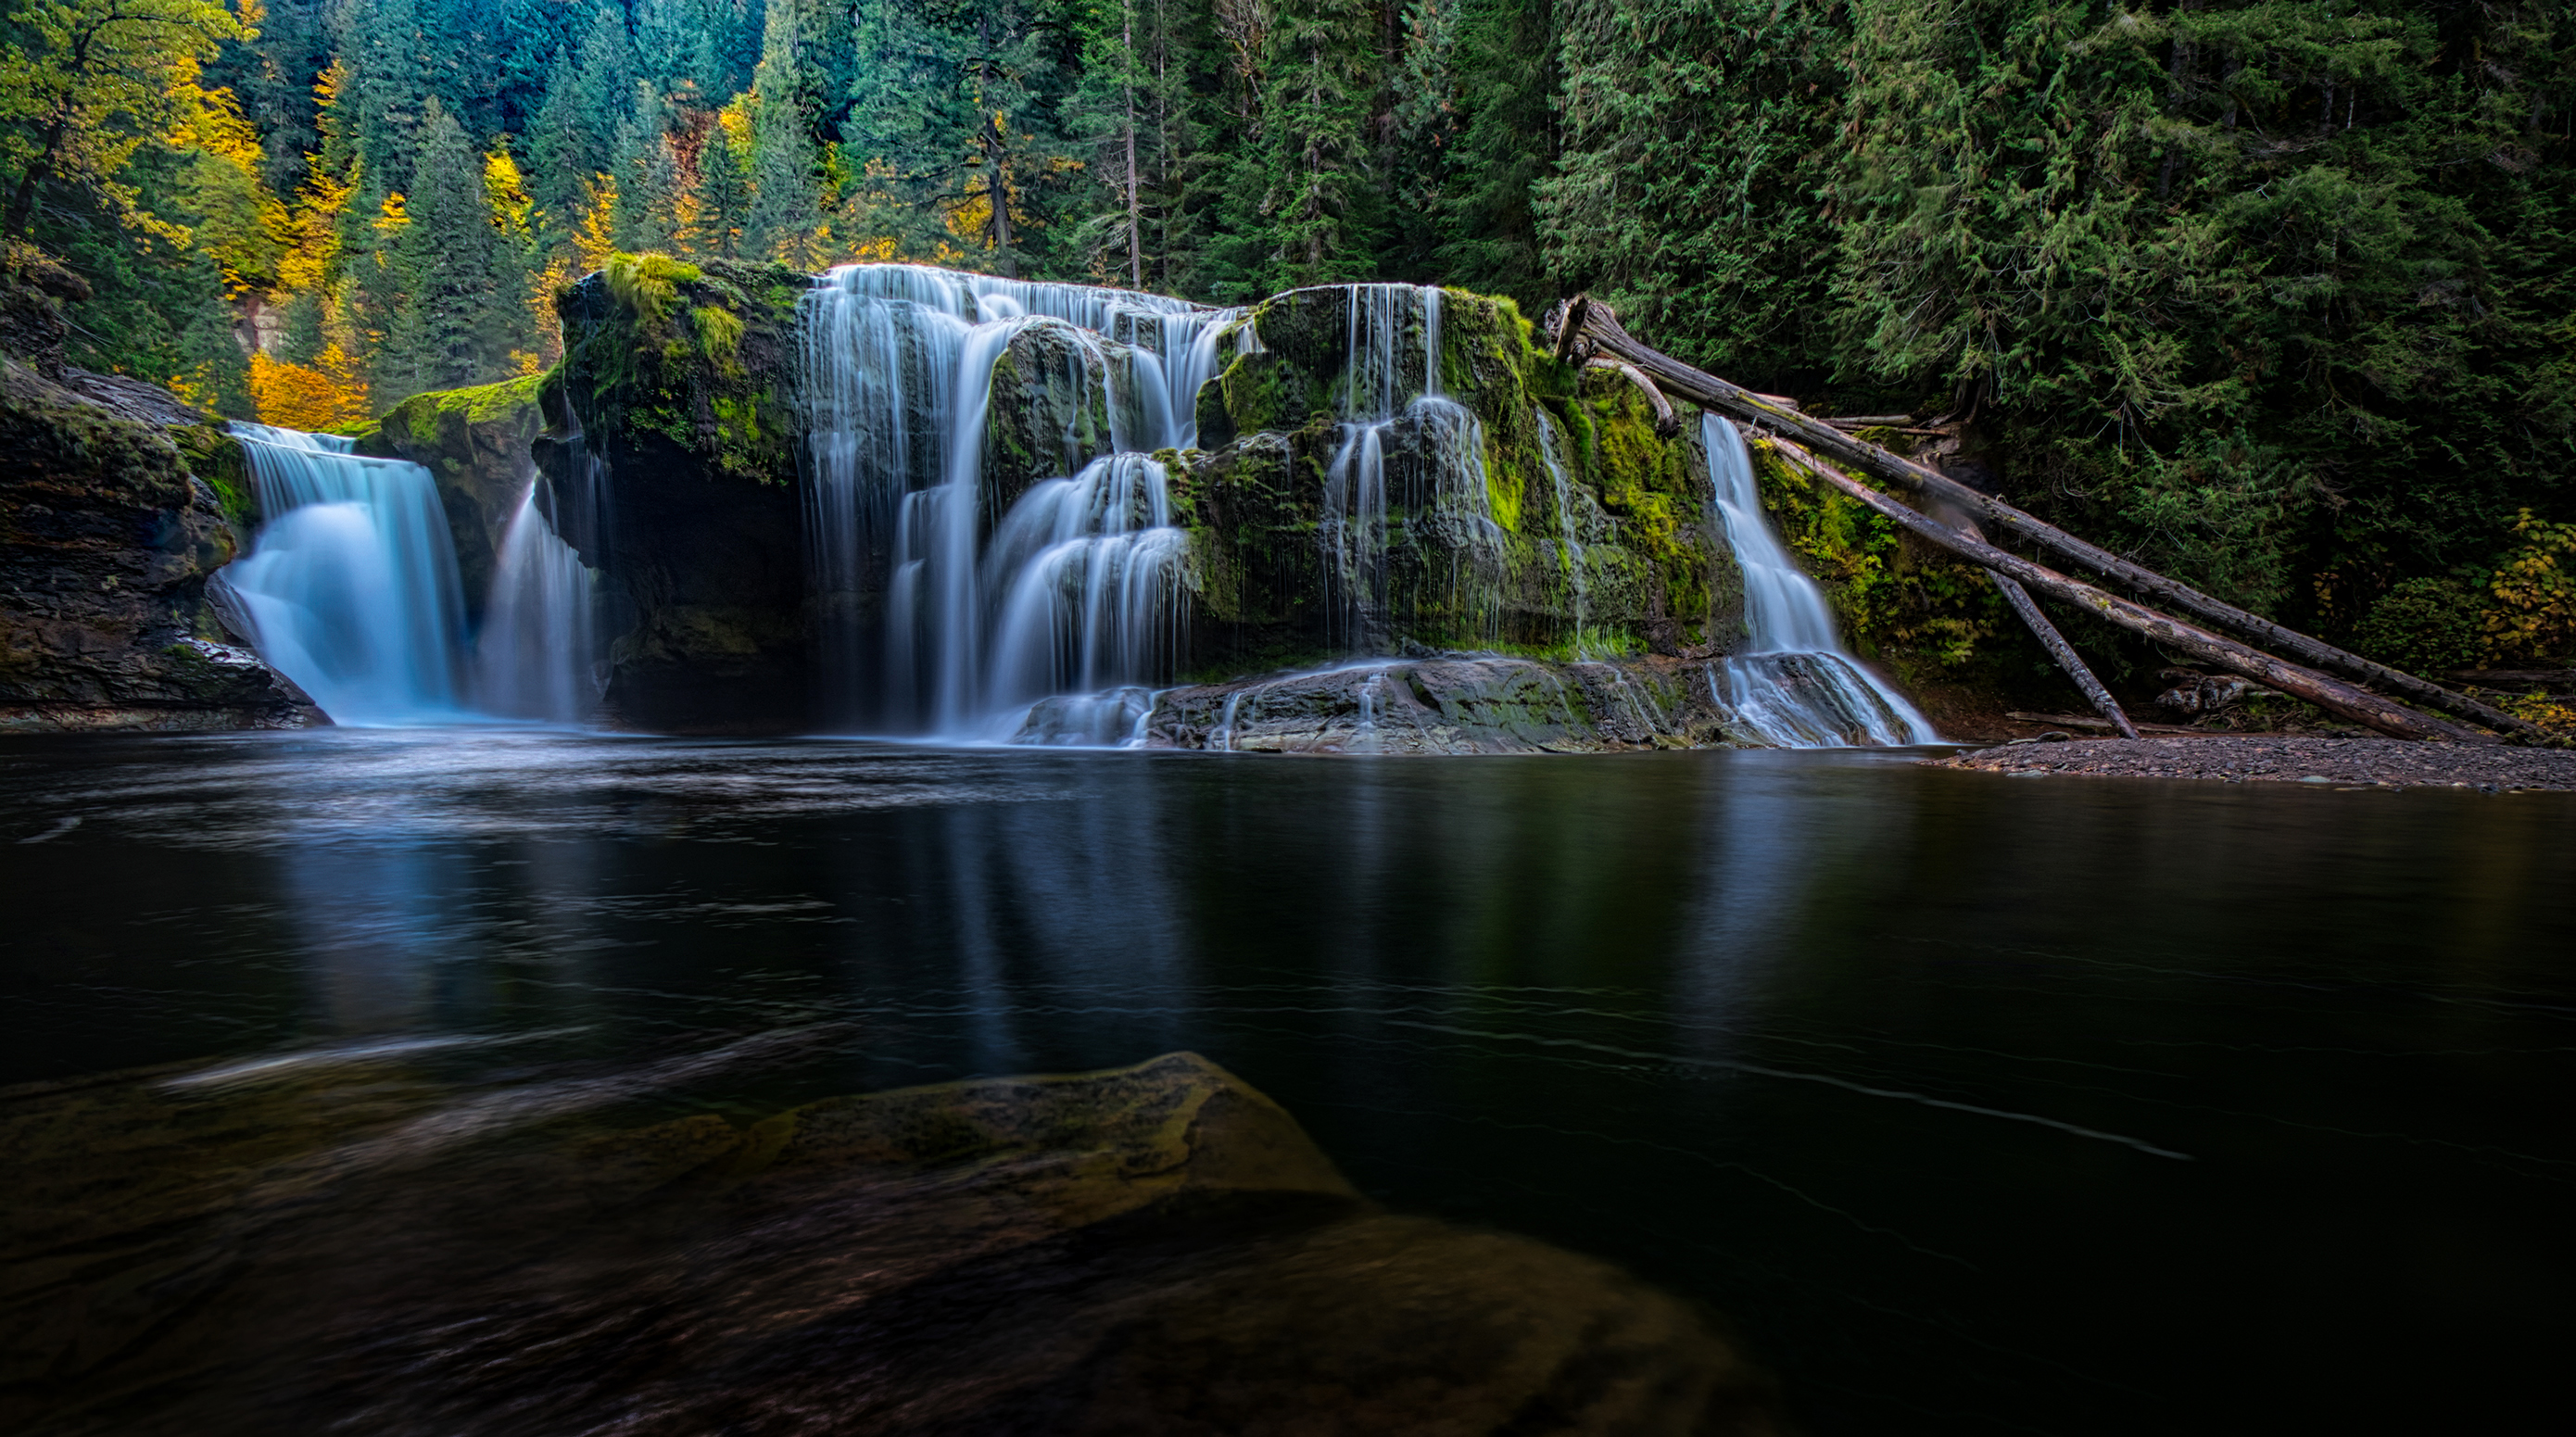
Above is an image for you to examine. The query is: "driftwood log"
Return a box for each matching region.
[1556,297,2538,741]
[1988,570,2140,739]
[1759,439,2485,744]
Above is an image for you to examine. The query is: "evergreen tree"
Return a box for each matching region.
[382,98,515,396]
[743,0,825,264]
[611,82,686,252]
[688,97,756,257]
[1244,0,1384,290]
[525,49,597,262]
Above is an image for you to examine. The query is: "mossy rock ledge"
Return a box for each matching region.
[541,258,1842,738]
[535,254,812,733]
[0,296,317,731]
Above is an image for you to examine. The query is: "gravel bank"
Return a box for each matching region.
[1925,736,2576,792]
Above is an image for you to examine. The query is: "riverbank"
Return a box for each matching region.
[1926,735,2576,791]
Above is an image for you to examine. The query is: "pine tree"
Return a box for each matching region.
[382,99,513,396]
[525,49,597,263]
[611,82,686,252]
[1247,0,1384,289]
[742,0,824,265]
[689,96,757,258]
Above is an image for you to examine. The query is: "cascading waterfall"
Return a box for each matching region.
[474,488,600,724]
[1699,414,1940,747]
[216,424,472,724]
[800,264,1244,736]
[1534,408,1593,652]
[1320,284,1505,649]
[216,422,598,726]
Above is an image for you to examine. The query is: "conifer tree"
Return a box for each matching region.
[382,99,515,396]
[742,0,824,265]
[1249,0,1383,288]
[611,82,686,253]
[689,98,756,258]
[525,49,597,263]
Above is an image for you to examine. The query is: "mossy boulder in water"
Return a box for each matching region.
[2,1047,1785,1435]
[538,253,812,733]
[358,373,549,624]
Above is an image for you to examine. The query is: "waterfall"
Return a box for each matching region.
[799,264,1241,736]
[217,423,473,724]
[474,489,600,724]
[1319,284,1504,650]
[1699,415,1939,747]
[1534,409,1592,652]
[216,422,597,727]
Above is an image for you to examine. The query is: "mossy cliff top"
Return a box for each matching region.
[357,372,552,614]
[554,252,807,485]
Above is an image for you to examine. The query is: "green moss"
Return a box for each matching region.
[1746,435,2003,675]
[558,252,805,485]
[170,423,253,527]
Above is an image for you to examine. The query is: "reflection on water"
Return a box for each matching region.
[5,729,2575,1435]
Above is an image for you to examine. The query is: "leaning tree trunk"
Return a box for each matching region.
[1989,572,2140,738]
[1759,439,2486,744]
[1553,299,2539,741]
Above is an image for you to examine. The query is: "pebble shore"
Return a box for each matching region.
[1925,735,2576,792]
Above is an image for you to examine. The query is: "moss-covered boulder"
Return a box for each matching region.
[2,1047,1783,1435]
[358,373,549,621]
[540,253,812,733]
[1177,285,1738,675]
[0,358,317,731]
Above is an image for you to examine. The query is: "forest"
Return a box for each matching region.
[4,0,2572,673]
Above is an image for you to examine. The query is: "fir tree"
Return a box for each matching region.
[382,99,514,396]
[742,0,824,265]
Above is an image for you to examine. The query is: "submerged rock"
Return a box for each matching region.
[2,1047,1785,1436]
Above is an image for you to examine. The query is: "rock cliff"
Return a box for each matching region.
[0,254,316,732]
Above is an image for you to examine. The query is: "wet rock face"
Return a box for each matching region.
[1021,654,1763,753]
[1177,288,1736,674]
[542,257,814,734]
[360,375,550,625]
[0,359,317,731]
[3,1047,1783,1436]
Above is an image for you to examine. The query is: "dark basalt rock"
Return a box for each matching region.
[0,346,317,731]
[359,374,551,625]
[537,255,814,734]
[2,1047,1784,1436]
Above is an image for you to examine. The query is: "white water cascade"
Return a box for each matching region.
[216,422,598,726]
[1699,415,1939,747]
[801,264,1244,736]
[216,424,473,724]
[473,488,600,724]
[1320,284,1506,649]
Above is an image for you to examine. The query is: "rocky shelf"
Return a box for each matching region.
[1926,735,2576,792]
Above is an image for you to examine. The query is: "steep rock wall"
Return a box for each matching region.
[0,259,316,732]
[537,255,810,734]
[358,374,550,625]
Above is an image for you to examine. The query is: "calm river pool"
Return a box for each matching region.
[5,730,2571,1434]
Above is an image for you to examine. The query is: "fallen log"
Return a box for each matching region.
[1988,571,2140,739]
[1758,438,2487,744]
[1564,298,2540,741]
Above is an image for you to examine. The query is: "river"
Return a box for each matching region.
[5,729,2570,1434]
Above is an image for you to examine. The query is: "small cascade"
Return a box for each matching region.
[1699,415,1939,747]
[1319,284,1504,649]
[985,454,1188,718]
[800,264,1242,734]
[474,486,600,724]
[217,422,599,727]
[217,423,472,724]
[1534,409,1592,651]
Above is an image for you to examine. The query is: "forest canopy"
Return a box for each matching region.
[3,0,2571,660]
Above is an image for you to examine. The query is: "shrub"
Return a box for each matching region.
[2355,577,2482,676]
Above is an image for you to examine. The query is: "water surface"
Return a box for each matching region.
[6,730,2571,1433]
